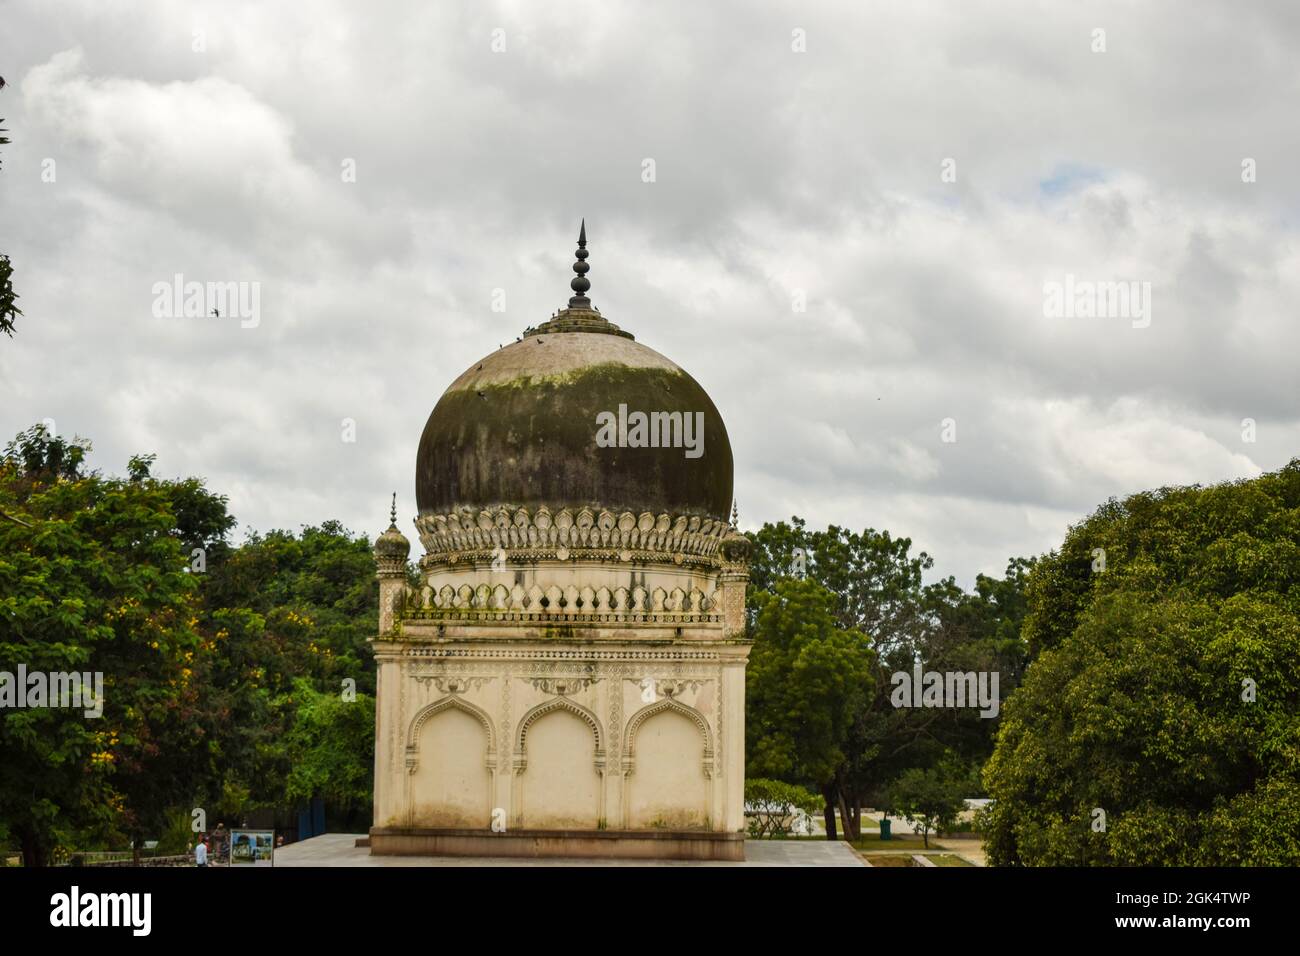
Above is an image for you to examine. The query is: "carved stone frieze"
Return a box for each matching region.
[529,676,599,695]
[624,677,706,700]
[412,674,493,694]
[415,506,730,563]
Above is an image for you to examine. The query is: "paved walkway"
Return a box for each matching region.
[275,833,864,867]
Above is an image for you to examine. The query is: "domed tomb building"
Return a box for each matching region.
[370,225,752,860]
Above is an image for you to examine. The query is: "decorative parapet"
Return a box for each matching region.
[393,579,724,626]
[415,506,731,564]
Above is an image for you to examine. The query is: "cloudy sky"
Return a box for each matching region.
[2,0,1297,586]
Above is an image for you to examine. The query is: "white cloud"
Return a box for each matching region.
[2,0,1298,586]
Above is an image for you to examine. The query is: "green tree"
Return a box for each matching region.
[885,759,971,848]
[0,254,21,339]
[745,577,874,838]
[747,518,1031,841]
[192,521,380,818]
[748,518,932,651]
[0,426,232,864]
[282,679,375,831]
[1,426,384,860]
[984,461,1300,865]
[1,92,21,338]
[743,778,822,838]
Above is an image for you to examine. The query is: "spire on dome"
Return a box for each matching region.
[568,219,591,309]
[390,492,397,526]
[522,221,633,339]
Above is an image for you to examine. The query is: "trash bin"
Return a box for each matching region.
[880,818,892,840]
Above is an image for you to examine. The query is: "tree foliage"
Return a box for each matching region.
[0,254,22,339]
[183,521,380,829]
[282,678,374,812]
[0,426,229,864]
[743,778,822,838]
[746,518,1031,840]
[984,461,1300,865]
[0,426,384,863]
[746,578,874,789]
[1,99,21,339]
[886,760,972,848]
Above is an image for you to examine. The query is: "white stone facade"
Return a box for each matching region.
[371,508,752,853]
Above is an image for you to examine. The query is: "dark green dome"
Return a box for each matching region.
[415,311,733,520]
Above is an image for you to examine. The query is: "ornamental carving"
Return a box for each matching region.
[529,676,599,696]
[412,675,493,694]
[626,677,705,700]
[657,678,704,698]
[415,506,733,563]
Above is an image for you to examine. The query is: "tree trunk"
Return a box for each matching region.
[840,782,862,842]
[836,788,857,843]
[19,825,45,868]
[821,784,839,840]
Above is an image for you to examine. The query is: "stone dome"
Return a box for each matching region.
[375,521,410,559]
[374,492,411,560]
[414,226,733,522]
[415,315,733,520]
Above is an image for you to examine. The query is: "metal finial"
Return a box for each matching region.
[731,500,739,528]
[568,219,591,309]
[390,492,397,526]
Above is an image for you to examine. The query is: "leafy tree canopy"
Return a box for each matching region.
[0,426,228,865]
[885,758,974,848]
[984,460,1300,865]
[746,578,874,788]
[1,426,384,863]
[745,517,1032,840]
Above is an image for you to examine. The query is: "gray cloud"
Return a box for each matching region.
[1,0,1297,587]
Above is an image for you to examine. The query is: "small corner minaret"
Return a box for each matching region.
[374,492,410,634]
[721,498,751,639]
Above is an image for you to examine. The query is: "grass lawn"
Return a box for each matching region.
[753,834,829,841]
[853,834,939,852]
[860,851,974,868]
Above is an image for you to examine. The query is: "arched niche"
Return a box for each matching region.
[622,697,713,830]
[404,695,496,828]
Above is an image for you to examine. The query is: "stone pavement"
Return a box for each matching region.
[275,833,864,867]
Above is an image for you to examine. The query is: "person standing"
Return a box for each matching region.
[194,837,208,867]
[213,823,227,863]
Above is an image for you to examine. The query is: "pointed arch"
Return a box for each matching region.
[623,697,713,777]
[514,696,605,771]
[405,695,496,772]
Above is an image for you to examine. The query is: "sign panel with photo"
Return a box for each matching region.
[228,829,275,867]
